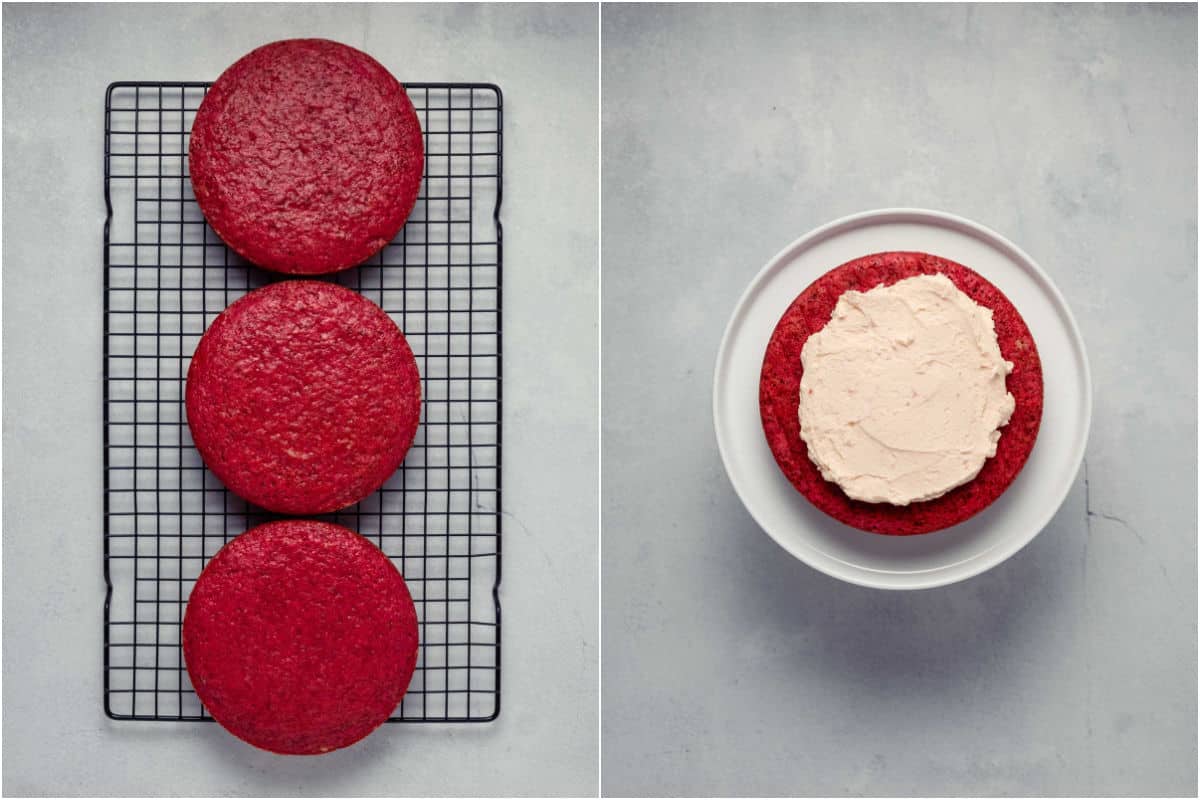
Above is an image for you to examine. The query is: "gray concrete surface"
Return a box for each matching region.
[3,4,598,796]
[601,4,1196,797]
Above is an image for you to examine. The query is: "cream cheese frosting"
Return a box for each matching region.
[797,273,1015,506]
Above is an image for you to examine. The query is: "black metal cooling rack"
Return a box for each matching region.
[103,82,502,723]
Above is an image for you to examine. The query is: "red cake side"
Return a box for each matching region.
[182,520,419,755]
[759,251,1043,535]
[185,281,421,515]
[189,38,424,274]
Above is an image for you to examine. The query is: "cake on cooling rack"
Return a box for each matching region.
[188,38,425,274]
[183,520,419,754]
[185,281,421,515]
[759,251,1043,535]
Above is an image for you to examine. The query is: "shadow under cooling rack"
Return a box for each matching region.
[103,81,503,723]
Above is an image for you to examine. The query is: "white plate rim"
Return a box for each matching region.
[712,207,1093,590]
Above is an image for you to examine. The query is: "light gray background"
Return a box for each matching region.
[602,4,1196,797]
[3,3,597,796]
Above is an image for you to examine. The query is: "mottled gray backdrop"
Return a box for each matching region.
[602,3,1196,796]
[3,3,598,796]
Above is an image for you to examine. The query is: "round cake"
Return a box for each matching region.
[759,251,1043,535]
[189,38,425,274]
[186,280,421,515]
[183,520,419,755]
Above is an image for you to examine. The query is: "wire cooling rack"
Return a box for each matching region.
[103,82,502,723]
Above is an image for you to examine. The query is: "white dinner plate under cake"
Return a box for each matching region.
[713,209,1092,590]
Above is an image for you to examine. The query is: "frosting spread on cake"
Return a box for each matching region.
[798,273,1015,505]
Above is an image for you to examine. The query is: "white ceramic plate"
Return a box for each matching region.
[713,209,1092,590]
